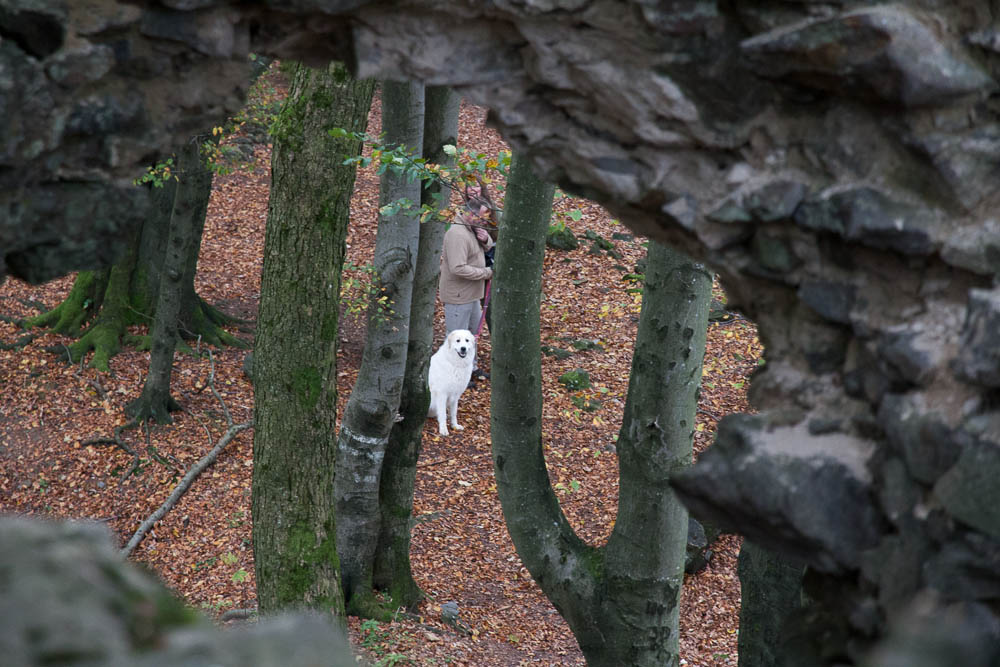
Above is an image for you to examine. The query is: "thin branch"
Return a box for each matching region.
[417,458,451,468]
[120,420,251,557]
[121,351,250,557]
[219,608,258,622]
[182,399,214,443]
[83,418,141,478]
[73,368,107,400]
[697,408,722,422]
[207,350,232,427]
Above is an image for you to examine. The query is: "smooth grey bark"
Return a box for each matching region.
[602,240,712,664]
[492,153,711,665]
[252,62,375,614]
[373,86,459,608]
[334,79,424,617]
[126,139,213,423]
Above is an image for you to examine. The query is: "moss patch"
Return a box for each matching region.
[275,519,343,611]
[292,365,322,410]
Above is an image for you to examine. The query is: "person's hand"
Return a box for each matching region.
[475,227,490,244]
[478,205,489,217]
[485,267,493,279]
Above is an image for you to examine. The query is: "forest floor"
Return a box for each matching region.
[0,68,761,666]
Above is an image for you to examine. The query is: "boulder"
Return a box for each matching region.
[0,516,353,667]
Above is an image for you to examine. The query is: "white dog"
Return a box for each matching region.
[427,329,475,436]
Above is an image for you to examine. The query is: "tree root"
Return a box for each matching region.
[346,590,395,622]
[18,297,48,313]
[23,271,100,336]
[0,332,38,351]
[29,281,246,369]
[383,580,424,614]
[125,392,182,425]
[44,320,123,372]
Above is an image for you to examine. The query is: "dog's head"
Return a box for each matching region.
[447,329,475,359]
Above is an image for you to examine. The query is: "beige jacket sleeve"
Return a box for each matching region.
[439,224,492,304]
[443,225,492,282]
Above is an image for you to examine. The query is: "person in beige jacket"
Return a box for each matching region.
[439,197,494,380]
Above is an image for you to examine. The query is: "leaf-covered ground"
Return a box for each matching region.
[0,71,760,666]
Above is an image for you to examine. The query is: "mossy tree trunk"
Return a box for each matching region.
[372,86,460,609]
[334,79,424,618]
[491,152,712,666]
[251,62,375,615]
[24,147,243,372]
[126,138,214,422]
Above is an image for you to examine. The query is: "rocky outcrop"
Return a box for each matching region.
[0,516,353,667]
[4,1,1000,663]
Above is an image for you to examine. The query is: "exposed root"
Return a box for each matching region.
[0,332,38,351]
[18,298,48,313]
[346,590,395,622]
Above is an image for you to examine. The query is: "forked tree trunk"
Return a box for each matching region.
[491,152,711,666]
[252,62,376,614]
[334,79,424,617]
[373,86,460,608]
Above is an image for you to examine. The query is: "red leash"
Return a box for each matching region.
[476,280,491,338]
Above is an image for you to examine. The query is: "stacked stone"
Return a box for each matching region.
[4,1,1000,663]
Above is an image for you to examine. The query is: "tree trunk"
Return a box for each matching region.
[252,62,375,615]
[334,79,424,617]
[738,542,806,667]
[127,139,214,422]
[491,152,598,634]
[600,241,712,665]
[373,86,459,608]
[492,153,711,665]
[24,150,243,372]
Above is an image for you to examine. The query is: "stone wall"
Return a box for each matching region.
[0,516,353,667]
[3,1,1000,662]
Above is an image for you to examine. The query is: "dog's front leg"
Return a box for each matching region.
[433,394,449,436]
[448,395,463,432]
